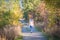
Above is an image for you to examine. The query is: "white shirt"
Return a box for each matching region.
[29,19,34,27]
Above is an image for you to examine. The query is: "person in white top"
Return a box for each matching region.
[29,18,34,27]
[29,18,34,33]
[28,11,34,33]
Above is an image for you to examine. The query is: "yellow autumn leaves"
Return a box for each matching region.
[0,0,23,27]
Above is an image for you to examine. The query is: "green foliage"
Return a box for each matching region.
[15,36,23,40]
[0,0,23,28]
[22,0,41,11]
[41,0,60,39]
[22,0,41,20]
[44,0,60,8]
[43,0,60,29]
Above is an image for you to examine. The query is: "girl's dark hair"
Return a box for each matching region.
[28,10,34,15]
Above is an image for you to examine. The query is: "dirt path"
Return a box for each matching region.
[22,25,48,40]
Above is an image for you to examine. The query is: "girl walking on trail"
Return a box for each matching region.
[28,11,34,33]
[29,13,34,33]
[29,18,34,33]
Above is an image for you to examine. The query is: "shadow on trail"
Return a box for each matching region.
[22,24,48,40]
[23,36,48,40]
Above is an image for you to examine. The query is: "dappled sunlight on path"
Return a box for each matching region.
[22,25,48,40]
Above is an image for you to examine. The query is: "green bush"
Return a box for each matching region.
[15,36,23,40]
